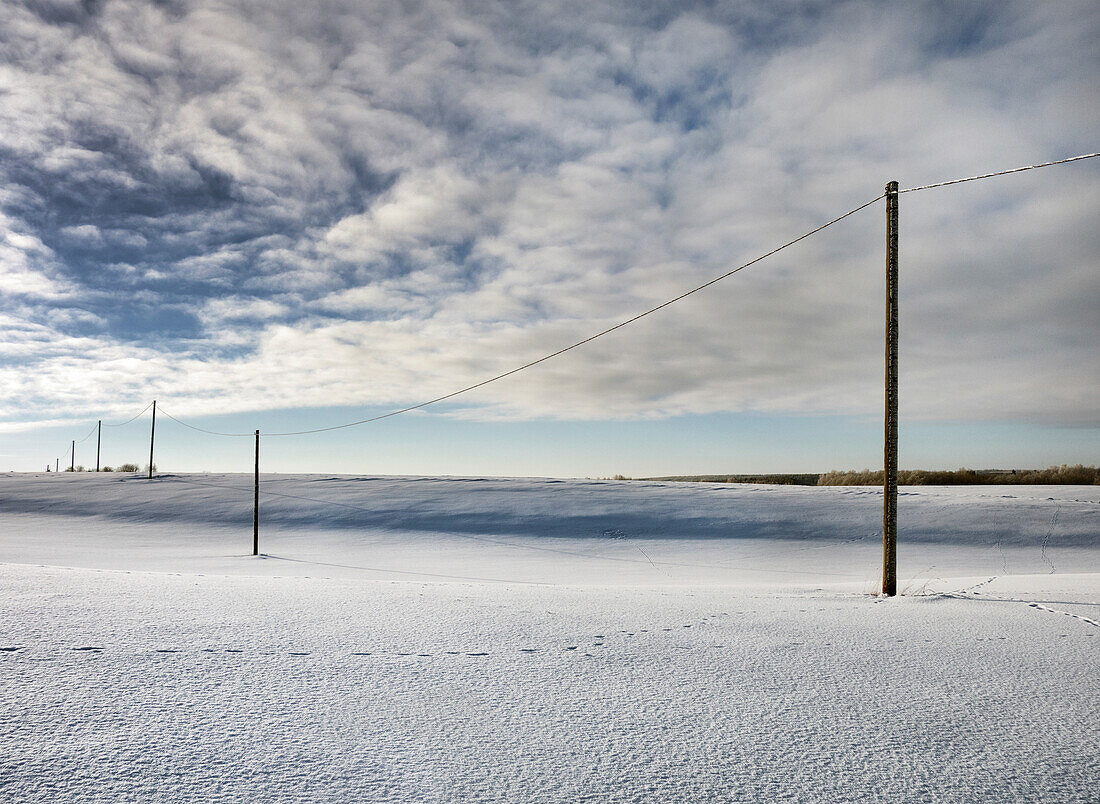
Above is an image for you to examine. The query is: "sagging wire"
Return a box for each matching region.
[102,401,155,427]
[160,192,886,439]
[33,151,1100,447]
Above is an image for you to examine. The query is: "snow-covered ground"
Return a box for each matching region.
[2,473,1097,802]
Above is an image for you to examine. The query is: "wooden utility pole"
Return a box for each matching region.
[253,430,260,556]
[70,440,75,472]
[883,181,899,597]
[148,400,157,479]
[96,420,101,472]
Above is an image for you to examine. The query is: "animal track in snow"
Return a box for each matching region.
[6,614,725,662]
[1027,602,1099,628]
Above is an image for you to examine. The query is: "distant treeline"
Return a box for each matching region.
[644,473,822,485]
[642,465,1098,486]
[818,465,1098,485]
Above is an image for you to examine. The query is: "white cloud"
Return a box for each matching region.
[0,0,1097,436]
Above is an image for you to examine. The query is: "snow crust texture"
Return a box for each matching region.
[1,474,1097,802]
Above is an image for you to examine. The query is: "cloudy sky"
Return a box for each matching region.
[1,0,1098,475]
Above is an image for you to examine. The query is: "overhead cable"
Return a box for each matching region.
[161,192,886,438]
[102,401,155,427]
[45,151,1100,444]
[48,401,155,467]
[900,152,1099,194]
[74,422,98,444]
[157,406,253,438]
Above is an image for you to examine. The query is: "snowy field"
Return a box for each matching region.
[2,473,1097,802]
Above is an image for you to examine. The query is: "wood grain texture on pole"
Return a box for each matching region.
[253,430,260,556]
[148,400,156,479]
[883,181,899,597]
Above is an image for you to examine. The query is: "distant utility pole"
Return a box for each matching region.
[253,430,260,556]
[70,440,75,472]
[148,400,157,479]
[96,420,101,472]
[883,181,899,597]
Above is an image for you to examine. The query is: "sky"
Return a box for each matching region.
[1,0,1098,476]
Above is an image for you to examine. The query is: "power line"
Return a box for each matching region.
[161,191,886,438]
[47,423,98,469]
[33,151,1100,447]
[102,401,155,427]
[74,423,98,445]
[158,406,253,438]
[44,402,155,469]
[900,152,1099,194]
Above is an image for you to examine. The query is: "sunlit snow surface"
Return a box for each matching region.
[2,474,1098,802]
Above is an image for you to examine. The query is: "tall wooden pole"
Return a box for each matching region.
[70,440,75,472]
[253,430,260,556]
[148,400,157,479]
[883,181,899,597]
[96,420,101,472]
